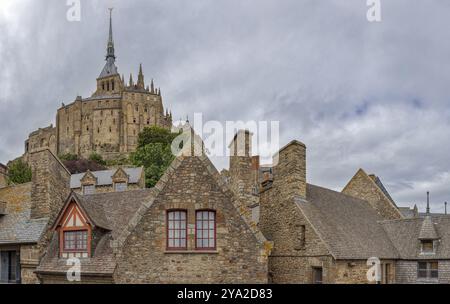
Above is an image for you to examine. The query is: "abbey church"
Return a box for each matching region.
[22,11,172,162]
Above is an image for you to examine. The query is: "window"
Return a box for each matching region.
[107,82,110,91]
[195,210,216,250]
[83,184,95,195]
[312,267,323,284]
[421,240,434,254]
[63,230,88,251]
[102,82,105,91]
[418,262,438,279]
[114,182,127,192]
[167,210,187,250]
[112,80,115,91]
[0,251,20,283]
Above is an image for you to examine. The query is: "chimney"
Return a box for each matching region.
[29,149,71,221]
[273,140,307,200]
[445,202,448,215]
[228,130,258,219]
[426,191,430,214]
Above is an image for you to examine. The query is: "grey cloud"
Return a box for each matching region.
[1,0,449,211]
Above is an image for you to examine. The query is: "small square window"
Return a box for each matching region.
[421,240,434,253]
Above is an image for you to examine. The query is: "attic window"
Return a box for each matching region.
[58,202,91,258]
[83,184,95,195]
[114,182,127,192]
[421,240,435,254]
[64,230,88,251]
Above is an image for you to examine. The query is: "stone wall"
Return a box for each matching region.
[331,260,396,284]
[29,149,71,223]
[259,141,334,283]
[23,125,57,163]
[0,164,7,188]
[114,156,268,283]
[396,260,450,284]
[342,169,402,220]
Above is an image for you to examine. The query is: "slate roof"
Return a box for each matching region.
[399,207,418,219]
[37,189,154,276]
[296,184,400,260]
[418,216,439,240]
[0,187,48,245]
[369,175,396,206]
[70,167,143,189]
[381,215,450,259]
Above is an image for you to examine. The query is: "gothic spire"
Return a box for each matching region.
[106,8,115,61]
[137,64,145,89]
[151,79,155,93]
[129,73,134,87]
[98,9,118,78]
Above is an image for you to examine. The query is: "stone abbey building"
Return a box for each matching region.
[23,11,172,162]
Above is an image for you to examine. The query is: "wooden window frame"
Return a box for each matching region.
[195,210,217,251]
[63,230,89,252]
[57,202,92,257]
[166,210,188,251]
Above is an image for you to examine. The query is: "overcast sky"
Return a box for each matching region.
[1,0,449,211]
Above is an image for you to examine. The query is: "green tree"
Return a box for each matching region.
[137,126,179,148]
[7,159,32,185]
[88,152,107,166]
[131,143,175,188]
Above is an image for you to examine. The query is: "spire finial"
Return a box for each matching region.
[426,191,430,214]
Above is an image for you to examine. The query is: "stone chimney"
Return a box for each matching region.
[228,130,259,219]
[273,140,307,200]
[29,149,71,221]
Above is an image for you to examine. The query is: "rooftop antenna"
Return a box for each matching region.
[426,191,430,214]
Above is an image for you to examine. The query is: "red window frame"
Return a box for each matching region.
[63,230,88,252]
[166,210,187,250]
[195,210,216,250]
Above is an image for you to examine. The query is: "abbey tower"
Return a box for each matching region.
[23,10,172,161]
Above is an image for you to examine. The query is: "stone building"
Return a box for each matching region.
[0,149,71,283]
[0,163,7,188]
[70,167,145,195]
[34,138,271,283]
[22,11,172,162]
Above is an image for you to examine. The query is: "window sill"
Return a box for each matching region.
[164,250,219,254]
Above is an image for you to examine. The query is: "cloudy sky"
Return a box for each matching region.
[1,0,449,211]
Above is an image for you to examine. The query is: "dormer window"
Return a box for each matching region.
[56,201,92,258]
[83,184,95,195]
[114,182,127,192]
[421,240,435,254]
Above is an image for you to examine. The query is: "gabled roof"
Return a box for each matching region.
[37,189,154,276]
[418,215,439,240]
[295,184,399,260]
[70,167,143,189]
[381,216,450,259]
[0,183,49,245]
[113,151,271,255]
